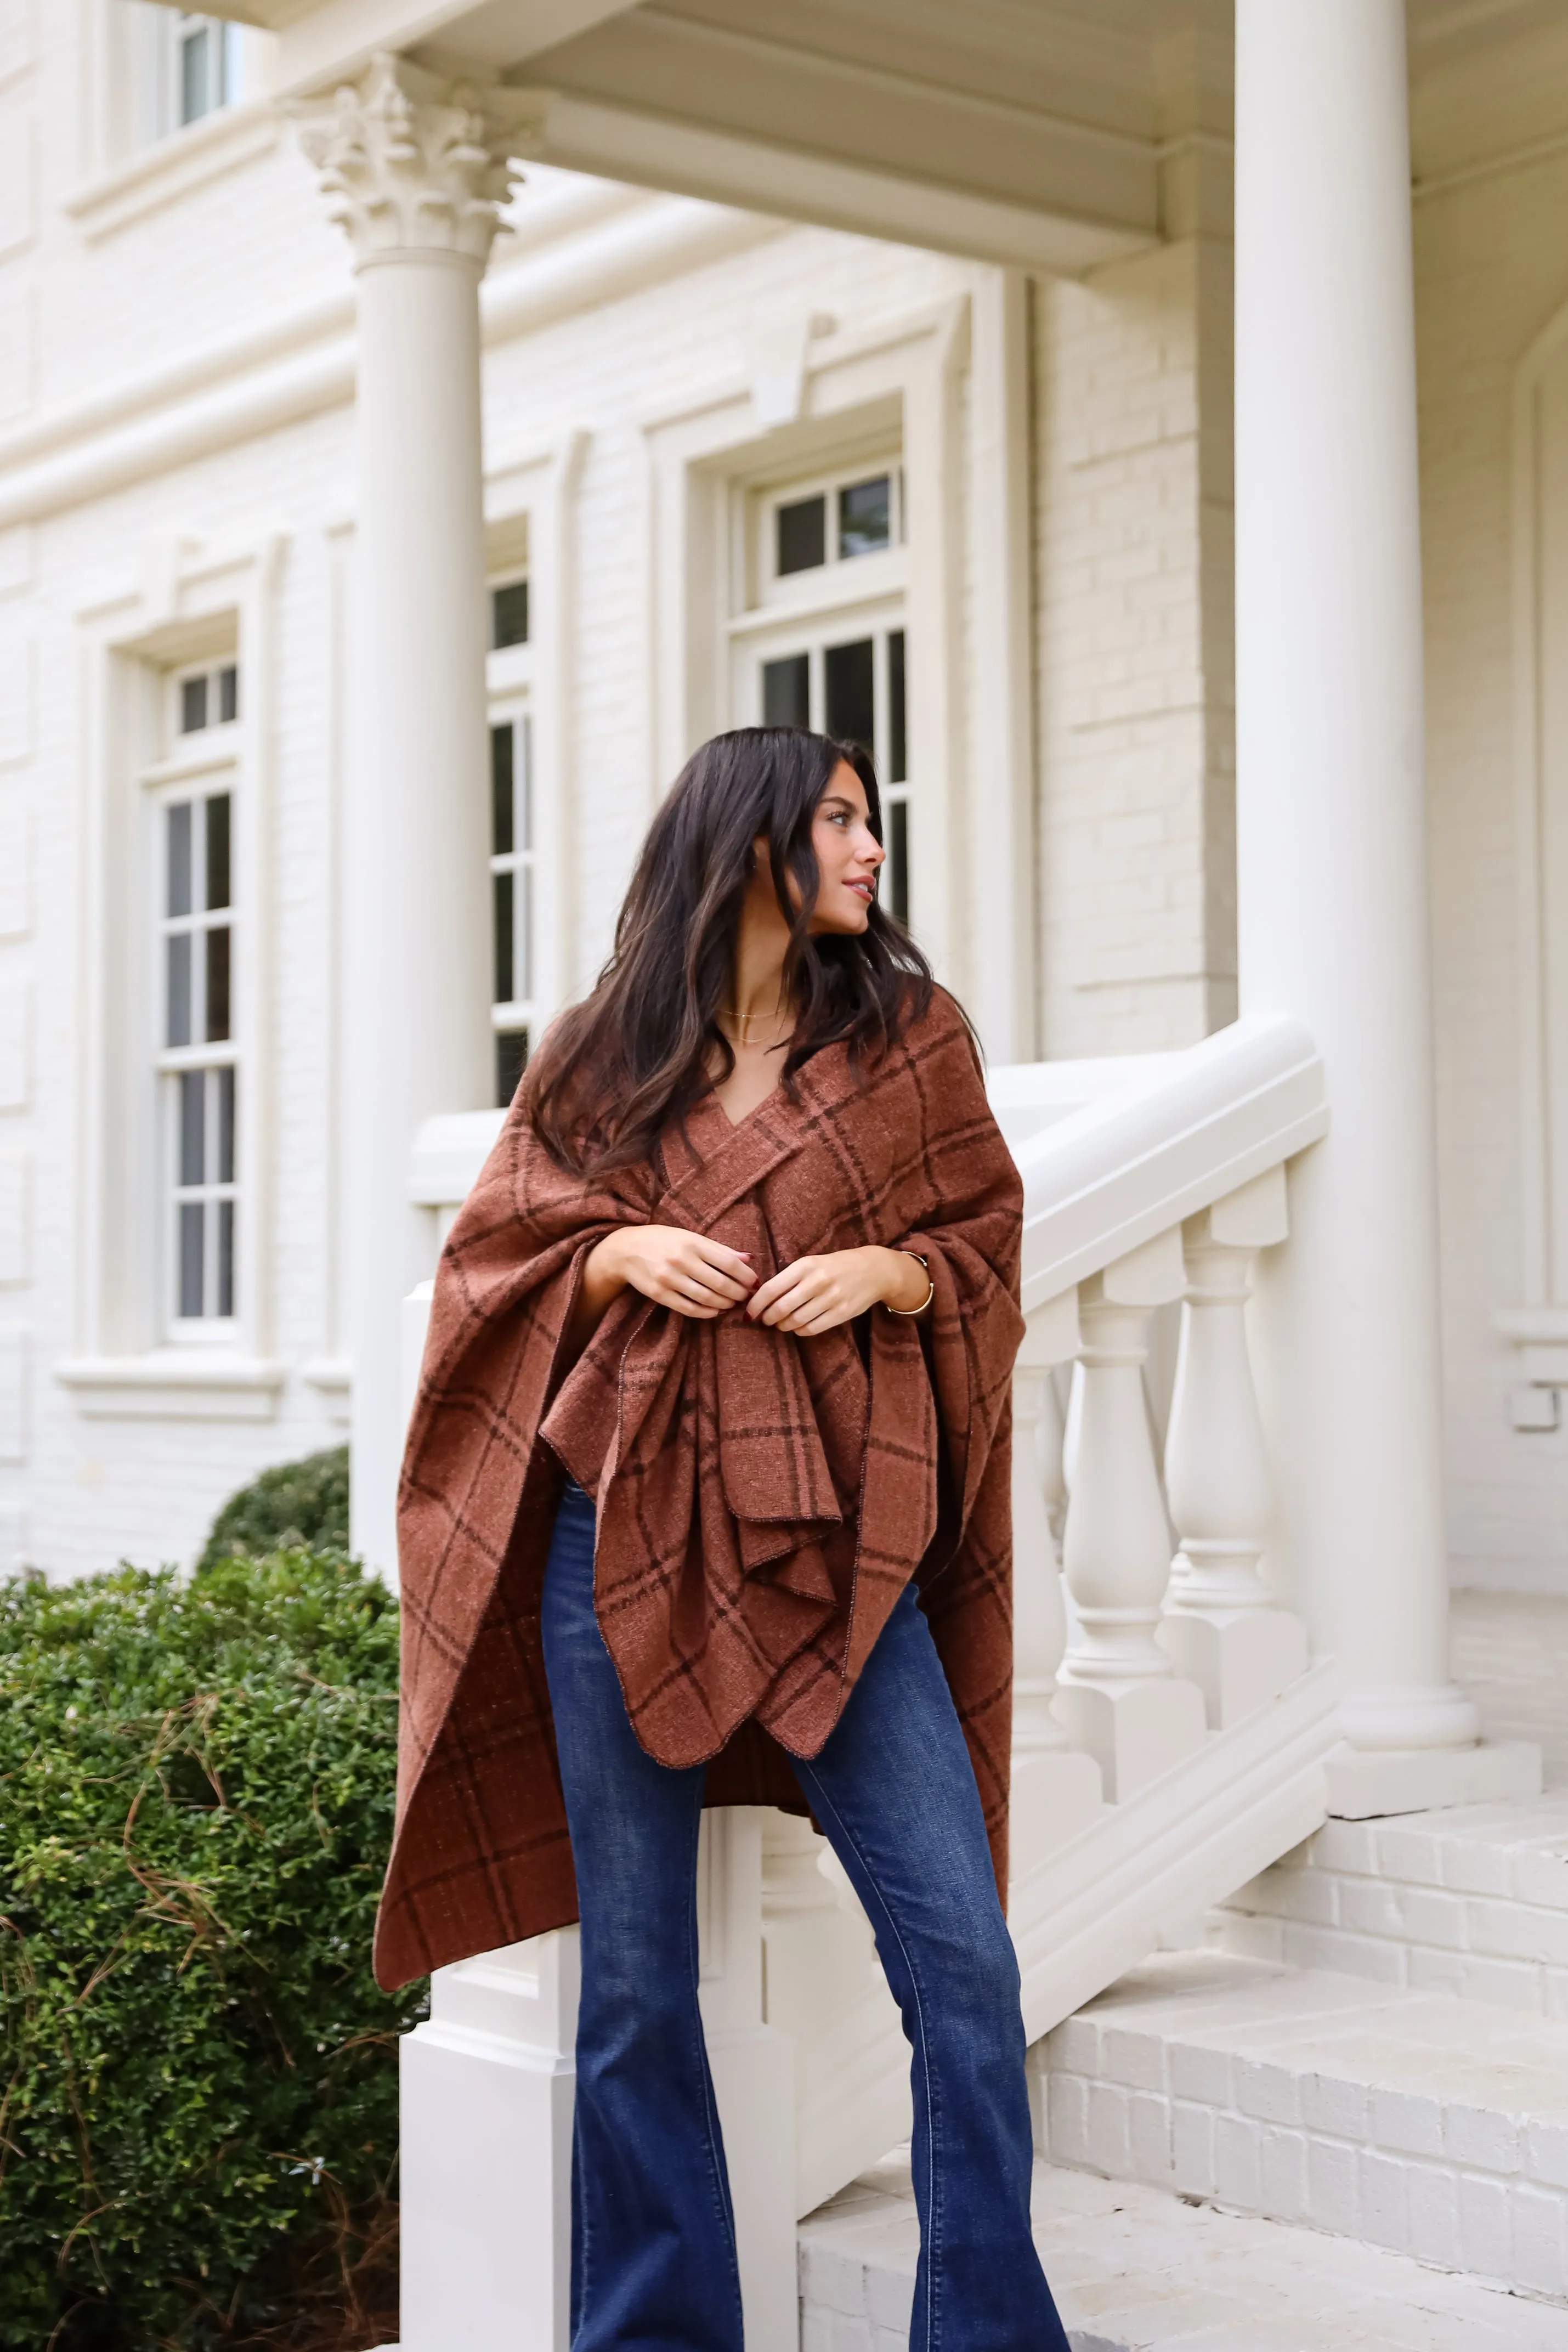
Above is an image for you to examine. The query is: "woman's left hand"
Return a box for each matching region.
[746,1245,926,1335]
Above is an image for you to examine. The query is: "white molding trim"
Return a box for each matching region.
[1505,296,1568,1342]
[0,191,780,531]
[65,98,284,243]
[533,88,1154,279]
[55,1353,287,1421]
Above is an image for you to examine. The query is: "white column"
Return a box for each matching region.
[1233,1,1480,1764]
[301,55,517,1570]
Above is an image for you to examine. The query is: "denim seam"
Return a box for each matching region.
[796,1759,943,2352]
[683,1791,746,2343]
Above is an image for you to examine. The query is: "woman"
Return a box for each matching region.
[375,728,1071,2352]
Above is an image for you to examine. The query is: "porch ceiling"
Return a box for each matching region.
[189,0,1568,269]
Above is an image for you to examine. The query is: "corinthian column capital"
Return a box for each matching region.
[297,51,542,269]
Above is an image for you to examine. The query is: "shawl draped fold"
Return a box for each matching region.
[373,988,1024,1991]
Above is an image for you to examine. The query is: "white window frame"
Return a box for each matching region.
[151,667,241,1341]
[59,534,286,1422]
[170,13,239,130]
[478,434,585,1078]
[643,302,969,990]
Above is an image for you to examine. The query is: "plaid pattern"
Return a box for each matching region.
[373,990,1024,1990]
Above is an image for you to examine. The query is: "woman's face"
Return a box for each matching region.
[803,760,886,936]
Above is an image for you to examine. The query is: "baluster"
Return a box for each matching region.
[1160,1169,1309,1725]
[1009,1295,1103,1878]
[1053,1229,1208,1800]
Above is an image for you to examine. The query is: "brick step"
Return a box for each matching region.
[801,2146,1568,2350]
[1036,1950,1568,2304]
[1217,1793,1568,2014]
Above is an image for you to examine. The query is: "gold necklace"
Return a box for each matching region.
[719,1003,789,1034]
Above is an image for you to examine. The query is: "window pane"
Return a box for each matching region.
[518,720,533,852]
[218,665,238,724]
[492,580,529,649]
[205,926,230,1043]
[179,1069,205,1186]
[777,495,826,576]
[179,1202,205,1317]
[839,476,891,560]
[490,725,514,856]
[206,793,231,912]
[217,1066,236,1185]
[493,872,514,1005]
[167,802,193,917]
[180,674,208,733]
[888,799,909,928]
[888,629,907,784]
[762,653,810,729]
[519,866,534,1003]
[496,1028,529,1109]
[166,934,192,1048]
[824,637,875,753]
[217,1202,235,1319]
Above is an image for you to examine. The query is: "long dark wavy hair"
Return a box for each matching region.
[522,726,936,1174]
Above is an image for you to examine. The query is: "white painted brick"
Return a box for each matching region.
[1445,2102,1520,2174]
[1259,2125,1309,2222]
[1376,1827,1447,1886]
[1397,1887,1471,1952]
[1048,2072,1091,2168]
[1371,2087,1446,2161]
[1127,2089,1173,2185]
[863,2264,914,2332]
[1406,2161,1462,2268]
[1171,2098,1215,2197]
[1085,2079,1131,2177]
[827,2310,872,2352]
[802,2246,867,2317]
[1458,2170,1514,2285]
[1050,2016,1101,2076]
[1099,2027,1168,2094]
[1456,1955,1545,2012]
[1408,1947,1476,2001]
[1311,1822,1379,1875]
[1358,2149,1410,2253]
[1512,1852,1568,1912]
[1337,1876,1412,1939]
[1280,1924,1409,1982]
[1235,2057,1303,2129]
[1527,2119,1568,2191]
[1468,1899,1568,1967]
[1214,2112,1263,2209]
[1302,2071,1369,2140]
[1307,2134,1361,2236]
[1168,2040,1233,2105]
[1512,2184,1568,2300]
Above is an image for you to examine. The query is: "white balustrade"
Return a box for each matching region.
[1009,1309,1103,1876]
[1051,1228,1208,1801]
[1160,1168,1309,1725]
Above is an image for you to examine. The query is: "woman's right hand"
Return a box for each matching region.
[588,1225,757,1320]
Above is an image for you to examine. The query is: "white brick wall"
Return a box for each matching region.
[1033,232,1236,1059]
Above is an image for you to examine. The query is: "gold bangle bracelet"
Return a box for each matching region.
[885,1251,935,1316]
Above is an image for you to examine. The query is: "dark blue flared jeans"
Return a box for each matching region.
[540,1477,1069,2352]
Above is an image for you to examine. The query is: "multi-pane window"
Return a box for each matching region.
[176,14,235,127]
[490,714,535,1106]
[178,660,237,736]
[734,457,910,924]
[491,577,529,651]
[159,786,237,1324]
[760,630,909,924]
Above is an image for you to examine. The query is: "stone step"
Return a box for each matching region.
[1035,1950,1568,2305]
[1216,1792,1568,2014]
[801,2146,1568,2350]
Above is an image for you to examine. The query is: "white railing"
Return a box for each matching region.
[395,1013,1340,2352]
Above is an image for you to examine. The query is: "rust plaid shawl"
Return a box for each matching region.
[373,989,1023,1990]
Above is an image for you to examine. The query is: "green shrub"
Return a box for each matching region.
[0,1548,421,2351]
[199,1449,350,1572]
